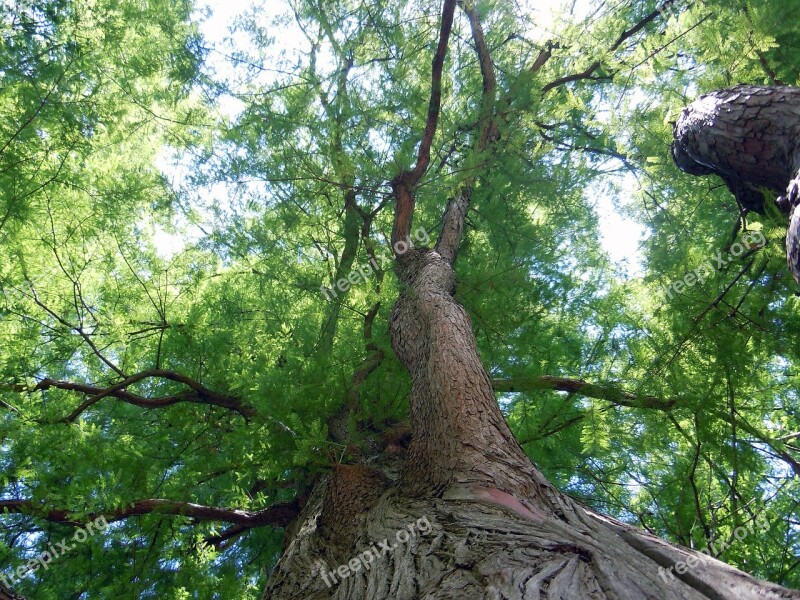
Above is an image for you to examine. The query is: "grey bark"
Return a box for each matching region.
[672,84,800,283]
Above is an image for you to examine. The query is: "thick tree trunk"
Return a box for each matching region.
[672,85,800,213]
[672,85,800,282]
[262,245,800,599]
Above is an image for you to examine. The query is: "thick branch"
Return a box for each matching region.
[436,191,470,264]
[391,0,456,248]
[672,85,800,282]
[672,85,800,202]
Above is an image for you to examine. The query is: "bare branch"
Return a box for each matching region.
[391,0,457,248]
[6,370,257,421]
[0,496,301,530]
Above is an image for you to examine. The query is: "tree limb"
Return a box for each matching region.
[391,0,456,248]
[0,496,301,530]
[0,582,27,600]
[492,375,679,410]
[436,1,498,264]
[6,370,257,421]
[493,375,800,475]
[541,0,677,93]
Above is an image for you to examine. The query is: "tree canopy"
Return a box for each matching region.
[1,0,799,597]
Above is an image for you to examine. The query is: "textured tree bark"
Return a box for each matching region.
[261,26,800,600]
[672,85,800,213]
[0,583,26,600]
[257,10,800,598]
[672,85,800,282]
[262,244,800,599]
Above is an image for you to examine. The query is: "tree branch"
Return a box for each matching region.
[492,375,679,410]
[494,375,800,475]
[0,496,301,530]
[0,582,27,600]
[391,0,457,248]
[436,1,498,264]
[7,370,257,421]
[541,0,677,93]
[27,281,125,378]
[410,0,457,184]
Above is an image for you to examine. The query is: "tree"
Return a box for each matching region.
[2,0,800,598]
[672,85,800,282]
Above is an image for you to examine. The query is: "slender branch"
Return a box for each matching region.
[409,0,457,184]
[692,258,755,324]
[328,301,386,443]
[541,0,677,93]
[436,1,498,264]
[203,522,252,550]
[27,282,125,377]
[0,497,301,529]
[494,375,800,475]
[0,57,75,158]
[492,375,679,410]
[6,370,257,421]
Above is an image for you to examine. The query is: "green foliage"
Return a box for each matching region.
[1,0,799,596]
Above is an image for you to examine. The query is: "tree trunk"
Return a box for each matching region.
[0,583,25,600]
[262,245,800,599]
[672,85,800,213]
[672,85,800,282]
